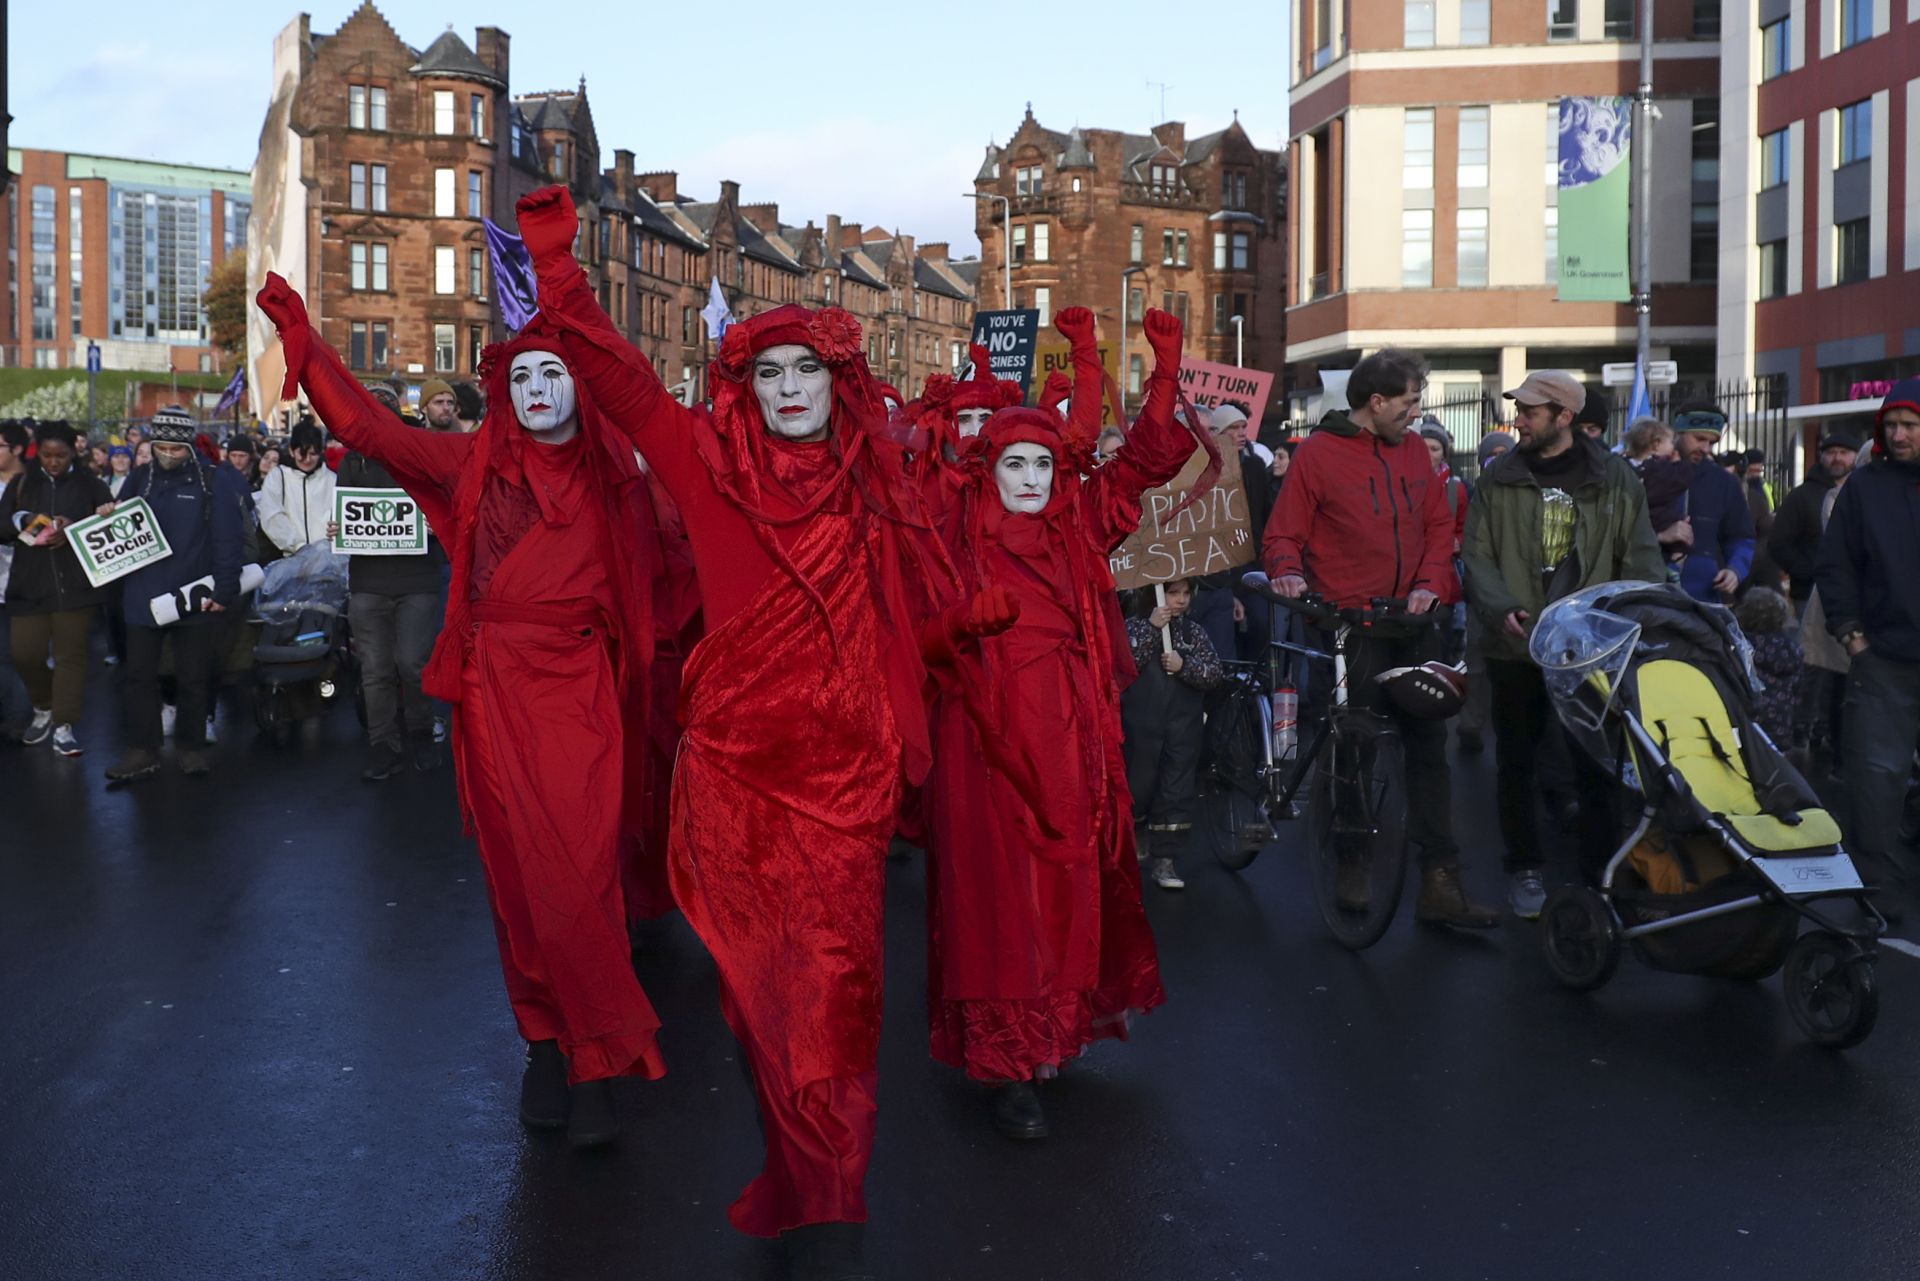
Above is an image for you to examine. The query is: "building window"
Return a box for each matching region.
[1760,129,1789,189]
[435,323,456,372]
[350,242,367,290]
[1130,225,1144,263]
[1835,219,1869,283]
[349,163,367,210]
[1129,354,1144,396]
[1460,0,1491,43]
[435,245,456,295]
[435,169,455,218]
[1405,0,1435,46]
[468,171,484,218]
[434,90,456,136]
[1213,292,1228,334]
[1603,0,1634,37]
[349,85,366,129]
[1035,287,1052,328]
[372,244,388,292]
[1176,230,1189,265]
[1404,108,1434,189]
[1840,0,1873,47]
[1838,100,1872,166]
[1033,222,1050,262]
[1545,207,1559,283]
[369,87,387,131]
[1549,0,1578,41]
[350,321,368,369]
[1457,208,1489,286]
[1231,233,1251,271]
[1012,224,1028,265]
[1129,288,1145,321]
[1312,0,1334,67]
[470,94,487,138]
[69,189,82,337]
[1402,209,1433,286]
[1163,228,1176,265]
[1173,291,1189,328]
[1761,18,1791,79]
[1223,172,1248,210]
[469,325,485,373]
[1758,240,1787,299]
[1016,165,1044,196]
[1693,0,1721,37]
[1691,202,1718,284]
[1458,107,1490,189]
[371,164,387,212]
[1213,231,1227,270]
[1150,163,1178,194]
[470,248,485,296]
[551,140,566,181]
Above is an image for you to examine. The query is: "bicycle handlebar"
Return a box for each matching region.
[1239,571,1434,631]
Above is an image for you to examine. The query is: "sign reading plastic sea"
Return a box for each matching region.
[66,498,173,587]
[332,487,430,556]
[1109,429,1254,592]
[968,309,1041,395]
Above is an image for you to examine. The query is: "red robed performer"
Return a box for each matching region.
[514,186,977,1266]
[902,343,1024,514]
[922,305,1218,1140]
[254,274,666,1149]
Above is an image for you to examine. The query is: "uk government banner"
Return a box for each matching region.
[65,498,173,587]
[332,488,430,555]
[1556,96,1633,303]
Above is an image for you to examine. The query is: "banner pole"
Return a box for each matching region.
[1633,0,1654,374]
[1154,582,1173,656]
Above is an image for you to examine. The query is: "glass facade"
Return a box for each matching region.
[102,182,246,344]
[30,185,56,342]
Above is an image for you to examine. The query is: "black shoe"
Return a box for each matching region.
[411,736,442,773]
[178,749,211,777]
[361,741,403,782]
[782,1223,874,1281]
[104,749,163,785]
[566,1078,619,1149]
[993,1081,1048,1140]
[519,1040,569,1131]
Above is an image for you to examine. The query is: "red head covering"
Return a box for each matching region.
[907,344,1025,466]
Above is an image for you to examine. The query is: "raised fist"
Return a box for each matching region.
[516,185,579,264]
[255,272,309,334]
[960,585,1022,638]
[1143,308,1183,364]
[1053,306,1097,346]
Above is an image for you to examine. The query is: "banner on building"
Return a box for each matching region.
[1555,96,1633,303]
[65,498,173,587]
[1030,340,1120,421]
[332,487,431,555]
[968,309,1042,395]
[1176,359,1277,428]
[1109,437,1253,591]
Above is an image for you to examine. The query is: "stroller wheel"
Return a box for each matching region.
[1783,931,1878,1050]
[1541,887,1621,991]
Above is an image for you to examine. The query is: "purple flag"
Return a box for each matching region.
[483,217,538,332]
[213,366,247,414]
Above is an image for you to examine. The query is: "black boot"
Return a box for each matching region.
[782,1223,874,1281]
[567,1078,619,1149]
[519,1040,569,1131]
[992,1080,1048,1140]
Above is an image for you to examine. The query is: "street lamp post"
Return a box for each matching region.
[1119,264,1147,413]
[962,192,1012,309]
[1230,314,1244,368]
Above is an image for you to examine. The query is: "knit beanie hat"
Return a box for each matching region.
[149,406,198,445]
[1476,430,1515,466]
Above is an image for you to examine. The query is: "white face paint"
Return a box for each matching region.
[753,344,833,441]
[955,407,994,439]
[994,441,1055,514]
[509,349,579,444]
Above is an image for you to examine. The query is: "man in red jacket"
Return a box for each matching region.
[1263,348,1498,927]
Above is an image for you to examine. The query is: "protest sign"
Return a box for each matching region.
[1109,434,1254,591]
[1031,340,1121,423]
[968,309,1041,395]
[1175,358,1275,428]
[65,498,172,587]
[332,488,430,555]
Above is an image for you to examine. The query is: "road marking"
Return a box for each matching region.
[1880,938,1920,960]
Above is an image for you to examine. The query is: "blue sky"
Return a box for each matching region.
[11,1,1291,253]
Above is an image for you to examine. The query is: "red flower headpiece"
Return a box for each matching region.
[713,304,867,384]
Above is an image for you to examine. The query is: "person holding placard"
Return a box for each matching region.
[1,421,115,756]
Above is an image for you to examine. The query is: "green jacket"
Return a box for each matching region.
[1461,434,1665,662]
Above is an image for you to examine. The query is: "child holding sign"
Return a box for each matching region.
[1119,578,1224,890]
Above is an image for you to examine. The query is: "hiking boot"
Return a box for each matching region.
[50,724,83,757]
[1335,857,1371,911]
[178,749,211,777]
[782,1223,874,1281]
[22,709,53,746]
[519,1040,569,1131]
[104,749,163,785]
[411,738,442,773]
[566,1078,618,1149]
[1508,869,1548,920]
[993,1081,1048,1140]
[1150,858,1185,891]
[1415,865,1500,929]
[361,741,403,782]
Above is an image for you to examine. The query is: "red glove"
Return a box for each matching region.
[1143,307,1183,368]
[255,272,311,402]
[1053,306,1097,347]
[516,185,579,267]
[920,586,1022,665]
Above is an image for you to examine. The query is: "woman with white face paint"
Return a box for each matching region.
[255,272,672,1153]
[919,304,1218,1143]
[902,342,1024,519]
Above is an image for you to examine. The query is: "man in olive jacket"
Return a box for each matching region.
[1462,370,1664,917]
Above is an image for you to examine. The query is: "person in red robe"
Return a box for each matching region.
[921,304,1216,1140]
[513,185,982,1278]
[254,274,666,1149]
[901,344,1024,517]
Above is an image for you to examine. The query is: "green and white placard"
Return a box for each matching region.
[65,498,173,587]
[332,487,430,556]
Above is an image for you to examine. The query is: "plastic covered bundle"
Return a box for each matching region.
[254,540,348,616]
[1530,581,1643,735]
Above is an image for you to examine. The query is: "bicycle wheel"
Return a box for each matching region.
[1306,715,1409,950]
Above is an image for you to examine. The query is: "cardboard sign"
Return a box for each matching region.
[1109,434,1254,590]
[1176,358,1276,428]
[968,309,1041,395]
[1031,340,1121,424]
[332,487,429,556]
[65,498,173,587]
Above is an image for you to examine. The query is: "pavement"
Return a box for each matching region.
[4,678,1920,1281]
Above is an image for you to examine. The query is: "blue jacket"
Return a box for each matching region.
[117,459,250,628]
[1676,461,1755,601]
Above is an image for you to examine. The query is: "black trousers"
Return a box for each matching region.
[125,622,219,751]
[1486,659,1620,880]
[1121,664,1205,840]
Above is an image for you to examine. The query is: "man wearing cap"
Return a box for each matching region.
[1666,402,1755,602]
[1816,379,1920,901]
[1462,370,1664,914]
[418,379,461,433]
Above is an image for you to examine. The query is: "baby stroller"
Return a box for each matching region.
[1530,581,1884,1049]
[250,541,358,745]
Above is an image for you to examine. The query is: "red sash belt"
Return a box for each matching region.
[471,599,605,629]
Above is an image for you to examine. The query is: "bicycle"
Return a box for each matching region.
[1241,571,1436,950]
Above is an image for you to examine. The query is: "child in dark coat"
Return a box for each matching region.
[1625,419,1692,579]
[1119,578,1223,891]
[1736,586,1801,746]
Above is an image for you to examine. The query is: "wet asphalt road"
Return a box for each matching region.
[4,675,1920,1281]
